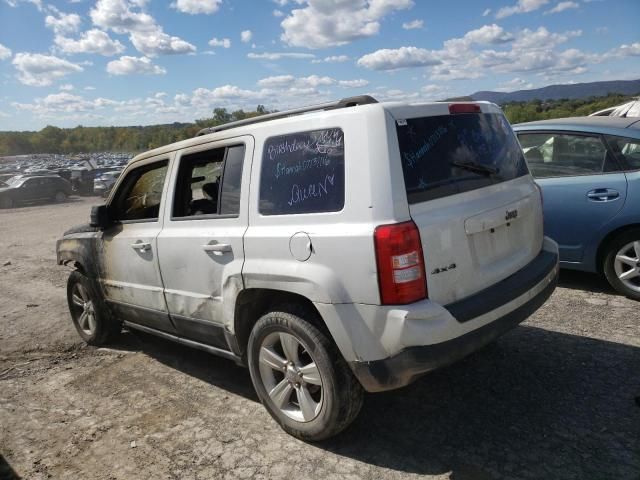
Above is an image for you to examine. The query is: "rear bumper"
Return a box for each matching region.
[347,241,558,392]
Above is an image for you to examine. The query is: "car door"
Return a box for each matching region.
[99,155,176,333]
[17,178,41,202]
[156,138,252,348]
[517,131,627,263]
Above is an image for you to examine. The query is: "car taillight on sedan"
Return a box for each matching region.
[374,220,428,305]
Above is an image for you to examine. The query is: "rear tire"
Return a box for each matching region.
[603,229,640,301]
[54,191,67,203]
[67,270,121,345]
[247,307,364,441]
[0,196,13,208]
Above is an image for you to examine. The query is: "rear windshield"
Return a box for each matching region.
[396,113,528,204]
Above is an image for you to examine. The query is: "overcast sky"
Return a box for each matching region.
[0,0,638,131]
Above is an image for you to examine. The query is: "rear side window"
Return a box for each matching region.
[397,113,528,204]
[518,132,619,178]
[605,135,640,171]
[259,128,344,215]
[172,144,245,218]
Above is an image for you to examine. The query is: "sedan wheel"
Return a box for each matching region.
[613,241,640,294]
[604,229,640,301]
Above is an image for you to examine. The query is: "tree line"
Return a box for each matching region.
[502,92,637,124]
[0,106,269,156]
[0,94,637,156]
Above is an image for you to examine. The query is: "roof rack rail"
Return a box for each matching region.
[195,95,378,137]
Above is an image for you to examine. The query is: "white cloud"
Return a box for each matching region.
[613,42,640,57]
[463,24,513,44]
[171,0,222,14]
[208,37,231,48]
[241,30,253,43]
[91,0,195,56]
[247,52,315,60]
[544,1,578,14]
[84,86,96,90]
[4,0,43,11]
[311,54,350,63]
[12,92,116,115]
[357,46,441,70]
[511,27,580,51]
[55,29,126,56]
[12,53,83,86]
[130,30,196,56]
[45,11,82,35]
[338,79,369,88]
[482,8,491,16]
[90,0,156,34]
[402,19,423,30]
[495,0,549,18]
[273,9,284,16]
[59,84,74,91]
[280,0,414,49]
[495,77,534,91]
[106,55,166,75]
[0,43,12,60]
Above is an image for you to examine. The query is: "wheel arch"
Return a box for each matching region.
[232,288,330,359]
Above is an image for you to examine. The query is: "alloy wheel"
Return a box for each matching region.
[613,241,640,293]
[71,283,97,336]
[258,332,323,423]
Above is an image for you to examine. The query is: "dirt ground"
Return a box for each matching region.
[1,197,639,480]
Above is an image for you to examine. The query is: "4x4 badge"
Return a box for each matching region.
[431,263,456,275]
[505,209,518,221]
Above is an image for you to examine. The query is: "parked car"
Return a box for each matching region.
[93,170,122,197]
[590,99,640,117]
[0,175,73,208]
[57,96,558,440]
[514,117,640,299]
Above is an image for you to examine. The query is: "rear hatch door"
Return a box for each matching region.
[393,104,543,305]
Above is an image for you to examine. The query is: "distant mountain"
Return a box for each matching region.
[470,79,640,104]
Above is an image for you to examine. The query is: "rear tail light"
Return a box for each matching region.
[374,220,428,305]
[449,103,481,114]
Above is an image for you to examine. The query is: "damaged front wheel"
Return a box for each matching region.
[67,270,121,345]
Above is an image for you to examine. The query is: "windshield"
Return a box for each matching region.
[396,113,529,204]
[6,176,21,186]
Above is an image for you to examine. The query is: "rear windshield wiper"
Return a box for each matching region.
[452,161,500,176]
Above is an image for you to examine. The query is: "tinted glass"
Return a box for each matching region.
[220,145,245,215]
[605,135,640,171]
[518,132,618,178]
[397,113,528,204]
[112,161,168,221]
[259,128,344,215]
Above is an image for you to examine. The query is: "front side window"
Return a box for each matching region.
[172,144,245,218]
[397,113,528,204]
[111,161,168,222]
[259,128,345,215]
[605,135,640,171]
[518,132,619,178]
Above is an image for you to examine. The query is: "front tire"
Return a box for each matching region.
[603,229,640,301]
[54,191,67,203]
[67,270,121,345]
[247,308,363,441]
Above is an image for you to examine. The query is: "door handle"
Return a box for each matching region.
[131,242,151,252]
[202,243,232,255]
[587,189,620,202]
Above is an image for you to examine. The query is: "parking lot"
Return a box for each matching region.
[0,197,638,480]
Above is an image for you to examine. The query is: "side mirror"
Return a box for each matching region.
[90,204,111,229]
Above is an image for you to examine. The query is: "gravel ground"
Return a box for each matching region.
[1,197,639,480]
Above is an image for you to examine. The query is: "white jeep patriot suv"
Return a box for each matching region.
[57,96,559,440]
